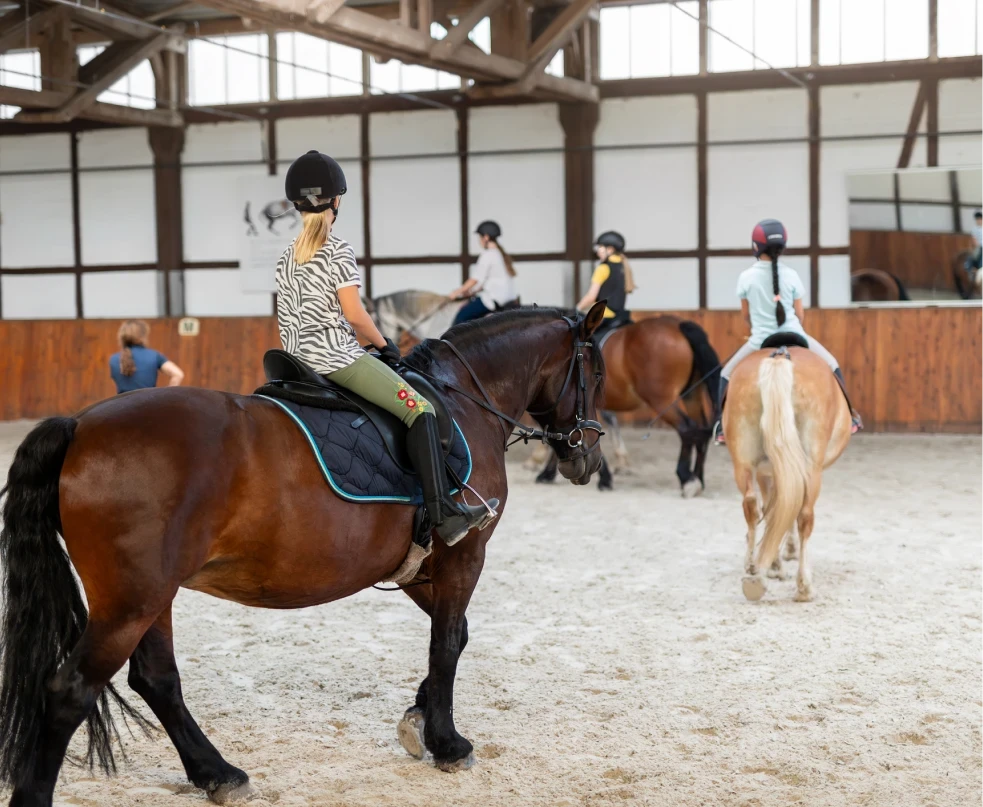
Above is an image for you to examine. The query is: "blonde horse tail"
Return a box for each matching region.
[756,356,809,573]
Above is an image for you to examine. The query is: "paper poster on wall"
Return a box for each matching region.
[238,175,299,292]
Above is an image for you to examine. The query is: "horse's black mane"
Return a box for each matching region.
[402,306,604,381]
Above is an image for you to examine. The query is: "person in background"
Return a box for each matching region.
[450,220,518,324]
[970,210,982,272]
[576,230,635,340]
[713,219,862,446]
[110,320,184,394]
[278,150,497,546]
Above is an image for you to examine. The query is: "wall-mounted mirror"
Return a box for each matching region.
[847,167,982,303]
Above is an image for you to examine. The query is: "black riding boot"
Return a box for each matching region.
[832,368,863,432]
[406,413,498,546]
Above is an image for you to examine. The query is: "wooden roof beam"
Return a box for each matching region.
[0,4,64,54]
[0,83,182,126]
[430,0,505,58]
[38,0,186,51]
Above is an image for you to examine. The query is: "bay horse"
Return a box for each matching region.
[850,268,911,302]
[534,317,721,497]
[723,345,851,603]
[952,250,981,300]
[0,305,607,807]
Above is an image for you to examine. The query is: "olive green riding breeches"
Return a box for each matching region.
[326,353,433,426]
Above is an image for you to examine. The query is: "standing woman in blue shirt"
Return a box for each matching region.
[109,320,185,393]
[714,220,861,444]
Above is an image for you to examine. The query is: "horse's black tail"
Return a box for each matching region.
[889,272,911,301]
[0,417,148,789]
[678,320,722,427]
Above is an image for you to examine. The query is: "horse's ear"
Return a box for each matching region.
[581,300,608,339]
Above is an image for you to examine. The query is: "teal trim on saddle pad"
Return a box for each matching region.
[259,395,472,505]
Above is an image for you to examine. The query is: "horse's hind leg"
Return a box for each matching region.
[794,469,823,602]
[13,616,154,807]
[127,604,251,803]
[676,435,700,498]
[757,473,788,581]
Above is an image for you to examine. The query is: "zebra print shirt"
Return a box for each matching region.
[275,236,365,374]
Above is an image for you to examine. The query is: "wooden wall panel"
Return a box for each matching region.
[0,309,979,433]
[850,229,976,292]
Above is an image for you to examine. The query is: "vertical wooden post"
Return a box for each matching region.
[360,111,373,297]
[39,10,76,92]
[948,170,962,233]
[491,0,529,60]
[70,128,83,318]
[810,0,820,66]
[560,101,599,305]
[925,78,939,166]
[457,105,470,285]
[697,90,707,309]
[808,84,820,307]
[893,172,903,231]
[928,0,938,61]
[150,126,185,317]
[698,0,708,75]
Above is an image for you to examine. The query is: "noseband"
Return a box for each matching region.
[417,318,604,461]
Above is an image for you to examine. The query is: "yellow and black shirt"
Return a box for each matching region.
[590,254,627,319]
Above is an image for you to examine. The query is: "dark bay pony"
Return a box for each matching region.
[850,268,911,302]
[0,306,606,807]
[535,316,720,497]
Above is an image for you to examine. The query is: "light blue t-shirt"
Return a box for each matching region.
[736,260,806,349]
[109,346,167,393]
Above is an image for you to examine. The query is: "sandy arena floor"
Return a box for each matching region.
[0,421,980,807]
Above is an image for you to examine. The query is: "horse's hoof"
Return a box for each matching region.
[209,781,257,804]
[436,752,476,773]
[397,707,426,760]
[535,473,556,485]
[766,566,788,580]
[742,575,767,601]
[794,587,814,602]
[598,480,613,492]
[681,479,702,499]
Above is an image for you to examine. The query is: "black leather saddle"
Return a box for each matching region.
[761,331,809,350]
[260,350,455,471]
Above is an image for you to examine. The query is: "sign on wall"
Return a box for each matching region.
[238,175,298,293]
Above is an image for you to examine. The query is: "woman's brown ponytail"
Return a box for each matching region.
[118,320,149,376]
[493,240,516,277]
[769,250,786,326]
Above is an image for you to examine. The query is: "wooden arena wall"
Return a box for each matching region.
[1,307,979,433]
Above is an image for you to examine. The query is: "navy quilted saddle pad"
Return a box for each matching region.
[258,395,472,505]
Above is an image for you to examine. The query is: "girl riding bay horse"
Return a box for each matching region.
[0,155,609,807]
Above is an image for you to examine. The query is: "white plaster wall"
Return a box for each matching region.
[1,273,76,318]
[818,255,851,308]
[938,77,983,166]
[626,258,700,310]
[184,269,273,315]
[81,270,160,318]
[370,263,461,297]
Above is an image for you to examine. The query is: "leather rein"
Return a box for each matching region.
[404,318,605,457]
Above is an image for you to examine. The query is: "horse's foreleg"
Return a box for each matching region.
[535,449,559,484]
[127,605,251,803]
[693,432,709,489]
[604,413,631,474]
[597,453,613,491]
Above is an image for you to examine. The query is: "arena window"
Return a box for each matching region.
[938,0,982,56]
[76,45,156,110]
[819,0,931,65]
[275,32,362,99]
[708,0,811,71]
[371,23,461,93]
[599,2,699,80]
[188,34,269,107]
[0,49,39,119]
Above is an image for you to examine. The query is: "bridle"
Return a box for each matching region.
[407,317,604,460]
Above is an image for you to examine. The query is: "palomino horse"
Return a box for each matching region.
[0,306,606,806]
[850,268,911,302]
[724,345,851,603]
[534,317,721,497]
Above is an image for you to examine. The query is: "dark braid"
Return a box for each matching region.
[769,248,786,326]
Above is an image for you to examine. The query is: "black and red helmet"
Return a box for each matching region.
[751,219,787,257]
[285,150,347,213]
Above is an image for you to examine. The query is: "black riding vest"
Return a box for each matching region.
[597,255,627,318]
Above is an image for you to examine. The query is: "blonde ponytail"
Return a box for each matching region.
[293,209,332,264]
[621,254,636,295]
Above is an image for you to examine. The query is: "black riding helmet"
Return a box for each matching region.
[476,220,501,239]
[595,231,626,252]
[285,150,347,214]
[751,219,787,257]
